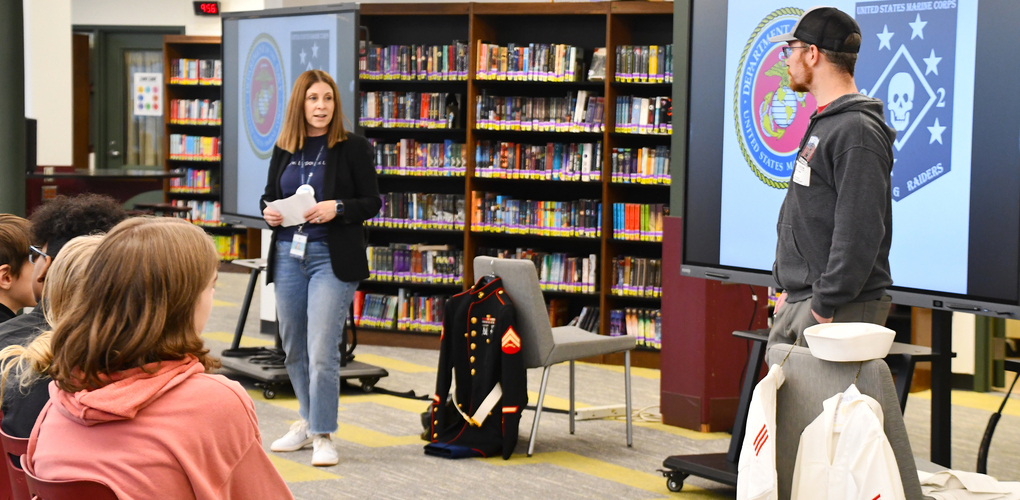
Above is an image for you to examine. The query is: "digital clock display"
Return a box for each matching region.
[193,2,220,15]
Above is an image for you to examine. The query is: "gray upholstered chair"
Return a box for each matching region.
[766,344,935,500]
[473,256,636,456]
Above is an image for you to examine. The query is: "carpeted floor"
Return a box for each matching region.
[200,271,1020,499]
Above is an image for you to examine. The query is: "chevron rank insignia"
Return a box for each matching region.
[501,326,521,355]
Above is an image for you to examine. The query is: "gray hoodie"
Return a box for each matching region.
[773,93,895,318]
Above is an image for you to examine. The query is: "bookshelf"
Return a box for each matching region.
[162,35,250,261]
[355,2,672,368]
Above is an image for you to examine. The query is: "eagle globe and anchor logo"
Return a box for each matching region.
[734,8,816,189]
[244,34,287,160]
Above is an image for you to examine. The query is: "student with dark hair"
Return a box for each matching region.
[0,214,35,324]
[0,194,125,350]
[24,218,293,499]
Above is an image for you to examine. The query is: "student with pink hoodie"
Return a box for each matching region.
[23,218,293,500]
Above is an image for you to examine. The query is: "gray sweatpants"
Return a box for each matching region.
[767,295,893,347]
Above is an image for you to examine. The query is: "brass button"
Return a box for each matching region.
[464,333,468,338]
[458,404,462,408]
[433,433,438,438]
[471,317,477,324]
[471,330,477,337]
[478,292,484,298]
[470,343,476,350]
[433,420,438,425]
[498,290,503,294]
[486,339,490,344]
[470,356,475,363]
[471,369,476,376]
[488,412,492,416]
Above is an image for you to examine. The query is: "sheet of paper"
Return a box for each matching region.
[267,192,317,227]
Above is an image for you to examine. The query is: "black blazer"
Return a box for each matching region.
[260,133,381,283]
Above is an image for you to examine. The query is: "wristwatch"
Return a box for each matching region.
[335,200,345,215]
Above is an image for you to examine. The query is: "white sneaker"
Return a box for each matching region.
[271,420,313,452]
[311,435,339,466]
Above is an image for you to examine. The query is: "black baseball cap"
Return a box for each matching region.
[768,6,861,54]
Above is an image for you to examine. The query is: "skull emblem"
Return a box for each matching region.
[887,72,914,131]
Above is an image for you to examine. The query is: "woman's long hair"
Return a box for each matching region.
[276,69,348,153]
[48,218,220,393]
[0,235,102,399]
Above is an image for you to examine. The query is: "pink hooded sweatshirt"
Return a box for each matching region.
[25,355,294,500]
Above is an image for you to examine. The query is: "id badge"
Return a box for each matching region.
[793,158,811,187]
[290,233,308,259]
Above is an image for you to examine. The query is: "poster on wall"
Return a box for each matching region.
[133,72,162,116]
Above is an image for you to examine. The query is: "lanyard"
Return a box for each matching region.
[300,145,326,186]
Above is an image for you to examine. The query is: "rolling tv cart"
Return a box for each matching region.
[659,329,769,492]
[219,258,389,399]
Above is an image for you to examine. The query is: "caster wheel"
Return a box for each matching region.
[666,476,683,493]
[263,388,276,399]
[360,377,380,393]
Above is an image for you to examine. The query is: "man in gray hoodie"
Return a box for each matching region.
[767,7,896,346]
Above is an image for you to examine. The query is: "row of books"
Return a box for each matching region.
[613,203,667,242]
[169,99,221,126]
[368,138,467,177]
[611,146,671,185]
[360,42,469,81]
[610,308,661,349]
[168,58,222,85]
[168,134,220,161]
[366,192,466,231]
[568,305,600,333]
[615,96,672,135]
[612,256,662,298]
[168,168,214,194]
[358,91,462,129]
[476,43,587,82]
[477,248,598,294]
[615,45,674,84]
[471,191,601,238]
[353,290,448,334]
[171,200,222,227]
[475,91,605,133]
[211,234,244,261]
[366,244,463,285]
[474,141,602,182]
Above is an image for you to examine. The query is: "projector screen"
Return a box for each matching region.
[681,0,1020,316]
[221,4,359,227]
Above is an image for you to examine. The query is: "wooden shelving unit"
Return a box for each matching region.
[357,2,672,368]
[162,35,252,261]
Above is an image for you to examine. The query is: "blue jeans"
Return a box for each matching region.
[274,240,358,434]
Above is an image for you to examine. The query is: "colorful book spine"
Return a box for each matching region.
[168,168,213,194]
[353,290,449,334]
[611,256,662,298]
[477,248,598,294]
[365,192,466,231]
[609,308,661,349]
[474,92,605,133]
[610,146,670,185]
[476,43,586,82]
[471,191,601,238]
[614,45,672,84]
[171,199,222,226]
[474,141,602,182]
[359,91,462,129]
[368,138,467,177]
[612,203,667,242]
[359,42,468,81]
[614,95,671,135]
[366,245,464,285]
[169,59,222,85]
[169,135,220,161]
[169,99,222,125]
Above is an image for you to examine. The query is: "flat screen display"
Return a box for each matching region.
[682,0,1020,315]
[221,4,359,227]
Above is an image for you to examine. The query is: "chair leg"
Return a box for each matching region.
[625,350,633,447]
[569,360,575,435]
[528,366,551,457]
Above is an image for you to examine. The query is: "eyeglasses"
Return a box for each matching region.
[28,245,48,265]
[779,45,810,60]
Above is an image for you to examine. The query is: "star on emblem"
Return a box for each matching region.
[299,49,307,64]
[923,49,942,76]
[908,14,927,40]
[927,118,946,144]
[312,42,319,58]
[877,25,894,51]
